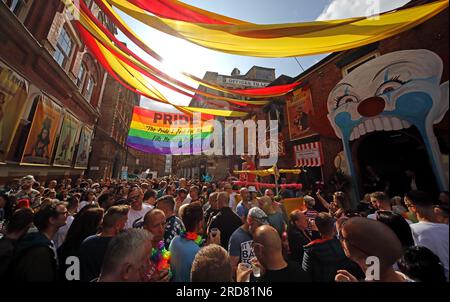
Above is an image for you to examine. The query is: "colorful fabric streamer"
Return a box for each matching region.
[91,0,301,97]
[127,0,249,25]
[106,0,449,57]
[68,0,268,112]
[75,20,249,117]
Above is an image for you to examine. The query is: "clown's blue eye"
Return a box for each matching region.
[334,94,359,109]
[376,76,408,96]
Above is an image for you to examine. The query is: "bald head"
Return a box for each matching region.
[254,225,282,252]
[339,217,402,271]
[143,209,165,227]
[217,192,229,209]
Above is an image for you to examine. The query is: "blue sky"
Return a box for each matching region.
[113,0,410,109]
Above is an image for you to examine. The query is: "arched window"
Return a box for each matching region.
[76,63,86,87]
[77,53,99,103]
[84,76,94,101]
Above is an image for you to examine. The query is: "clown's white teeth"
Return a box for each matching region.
[391,117,403,130]
[382,117,393,131]
[402,120,412,129]
[373,118,383,131]
[350,117,414,141]
[358,123,366,136]
[365,119,375,133]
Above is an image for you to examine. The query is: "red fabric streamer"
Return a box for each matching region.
[231,83,301,96]
[80,1,251,109]
[128,0,231,24]
[77,22,214,119]
[92,0,301,99]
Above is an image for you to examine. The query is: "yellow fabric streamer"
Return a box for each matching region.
[234,168,302,177]
[63,0,269,105]
[63,0,251,117]
[106,0,449,57]
[87,0,284,99]
[97,40,248,117]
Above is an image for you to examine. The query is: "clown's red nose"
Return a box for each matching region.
[357,97,385,117]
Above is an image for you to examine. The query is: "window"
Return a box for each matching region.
[76,64,86,88]
[54,27,73,68]
[84,76,94,101]
[4,0,23,15]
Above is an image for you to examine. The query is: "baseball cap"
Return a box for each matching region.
[248,207,269,225]
[248,186,258,193]
[20,175,36,184]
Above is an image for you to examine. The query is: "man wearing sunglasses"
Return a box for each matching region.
[125,187,153,229]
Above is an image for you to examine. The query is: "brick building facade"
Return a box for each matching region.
[0,0,115,185]
[87,74,142,179]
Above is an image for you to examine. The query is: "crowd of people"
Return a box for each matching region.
[0,174,448,282]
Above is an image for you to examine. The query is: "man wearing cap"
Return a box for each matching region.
[248,186,259,206]
[228,207,269,275]
[15,175,40,209]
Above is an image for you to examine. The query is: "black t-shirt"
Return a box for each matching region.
[78,235,112,282]
[204,207,219,225]
[287,225,321,263]
[259,261,311,282]
[209,207,243,249]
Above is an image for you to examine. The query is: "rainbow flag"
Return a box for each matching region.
[127,107,213,155]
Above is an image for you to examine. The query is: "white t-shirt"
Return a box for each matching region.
[53,215,75,249]
[125,203,153,229]
[410,221,449,279]
[182,195,192,206]
[78,201,95,212]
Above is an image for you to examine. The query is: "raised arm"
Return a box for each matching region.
[316,190,331,210]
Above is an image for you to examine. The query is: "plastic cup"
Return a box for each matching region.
[251,258,261,278]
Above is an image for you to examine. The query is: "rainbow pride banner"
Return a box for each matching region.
[127,107,213,155]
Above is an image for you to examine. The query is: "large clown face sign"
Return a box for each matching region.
[327,49,449,200]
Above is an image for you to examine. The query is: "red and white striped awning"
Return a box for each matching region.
[294,142,323,167]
